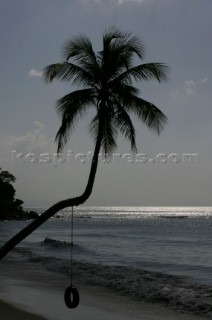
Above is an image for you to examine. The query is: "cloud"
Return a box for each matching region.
[0,121,54,157]
[184,78,208,95]
[200,78,208,84]
[28,69,43,78]
[172,78,208,98]
[184,80,196,95]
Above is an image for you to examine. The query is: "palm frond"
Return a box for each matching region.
[109,82,140,97]
[111,63,169,84]
[99,27,145,82]
[123,96,168,134]
[63,36,101,82]
[43,62,96,87]
[89,113,117,155]
[113,103,137,153]
[63,35,97,64]
[103,27,144,60]
[102,117,118,155]
[89,114,99,146]
[103,27,123,50]
[55,89,96,152]
[129,63,169,82]
[55,115,72,153]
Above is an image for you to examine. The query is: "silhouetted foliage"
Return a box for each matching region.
[0,168,38,220]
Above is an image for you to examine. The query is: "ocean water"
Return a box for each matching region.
[1,206,212,315]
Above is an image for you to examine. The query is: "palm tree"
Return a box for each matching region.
[0,27,169,259]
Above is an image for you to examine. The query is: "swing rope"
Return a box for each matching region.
[70,205,74,286]
[64,206,80,309]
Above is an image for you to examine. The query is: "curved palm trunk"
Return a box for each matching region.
[0,125,103,260]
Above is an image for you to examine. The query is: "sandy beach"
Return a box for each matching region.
[0,299,48,320]
[0,258,206,320]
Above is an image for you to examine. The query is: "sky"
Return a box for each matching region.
[0,0,212,207]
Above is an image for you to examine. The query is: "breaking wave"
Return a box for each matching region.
[19,249,212,317]
[41,237,93,255]
[42,237,73,248]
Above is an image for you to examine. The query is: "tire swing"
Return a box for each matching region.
[64,206,80,309]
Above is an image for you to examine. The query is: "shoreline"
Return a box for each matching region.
[0,299,48,320]
[0,258,206,320]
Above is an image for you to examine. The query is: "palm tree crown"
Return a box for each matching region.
[44,27,169,154]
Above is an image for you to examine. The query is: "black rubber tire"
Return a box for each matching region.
[64,286,80,309]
